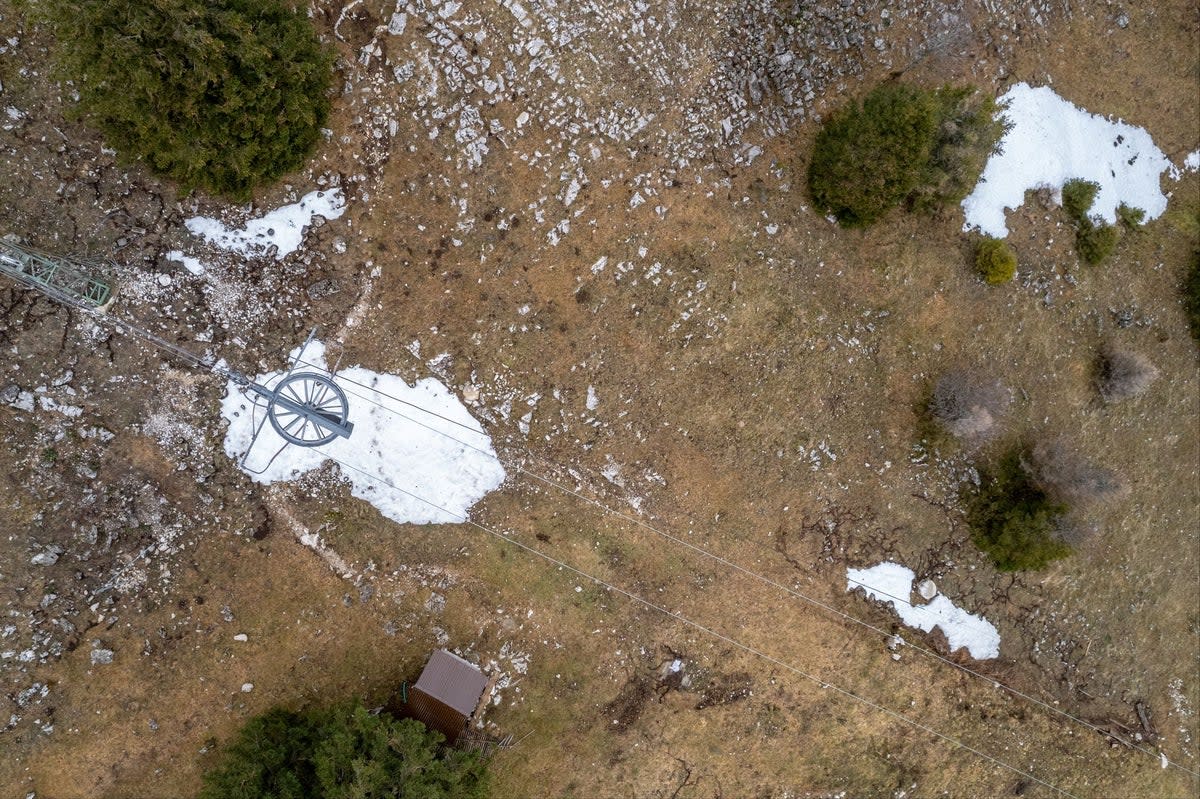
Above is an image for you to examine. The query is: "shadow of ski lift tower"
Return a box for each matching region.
[235,328,354,475]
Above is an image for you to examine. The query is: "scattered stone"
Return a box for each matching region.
[917,579,938,601]
[306,278,340,300]
[90,648,114,665]
[31,545,63,566]
[233,633,248,642]
[240,683,254,693]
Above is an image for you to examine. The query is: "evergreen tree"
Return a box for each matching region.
[807,82,1006,228]
[200,701,490,799]
[36,0,333,199]
[966,449,1072,572]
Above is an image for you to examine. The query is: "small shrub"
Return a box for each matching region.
[1030,438,1127,507]
[1075,217,1119,265]
[1061,179,1100,222]
[966,449,1071,572]
[807,82,1005,227]
[1117,203,1146,230]
[1097,346,1159,402]
[975,237,1017,284]
[929,370,1010,440]
[37,0,334,199]
[1184,250,1200,344]
[200,701,489,799]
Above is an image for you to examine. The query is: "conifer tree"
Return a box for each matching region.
[37,0,333,199]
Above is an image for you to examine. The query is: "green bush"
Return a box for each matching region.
[200,701,489,799]
[965,449,1072,571]
[807,82,1005,228]
[1117,202,1146,230]
[1058,179,1125,264]
[37,0,333,200]
[910,87,1008,213]
[975,237,1017,284]
[1076,218,1119,265]
[1060,179,1099,222]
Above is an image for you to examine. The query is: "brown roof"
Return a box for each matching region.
[414,649,488,717]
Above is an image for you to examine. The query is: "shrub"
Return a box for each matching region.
[975,237,1017,284]
[1058,179,1123,264]
[965,449,1071,571]
[808,83,937,228]
[1076,217,1119,265]
[1097,346,1159,402]
[37,0,333,200]
[1060,179,1099,222]
[200,701,489,799]
[929,370,1010,440]
[807,82,1005,227]
[1030,438,1127,507]
[911,87,1009,213]
[1117,203,1146,230]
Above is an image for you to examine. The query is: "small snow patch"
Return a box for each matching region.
[847,562,1000,660]
[165,250,205,276]
[186,189,345,261]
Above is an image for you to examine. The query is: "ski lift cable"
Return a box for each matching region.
[288,356,1195,778]
[321,452,1082,799]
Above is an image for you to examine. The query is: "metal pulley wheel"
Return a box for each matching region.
[267,372,353,447]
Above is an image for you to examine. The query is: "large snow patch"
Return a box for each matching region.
[847,562,1000,660]
[186,189,346,261]
[221,341,505,525]
[962,83,1176,237]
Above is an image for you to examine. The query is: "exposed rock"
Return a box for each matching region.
[30,545,63,566]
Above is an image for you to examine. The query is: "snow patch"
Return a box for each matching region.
[962,83,1174,237]
[847,562,1000,660]
[186,189,346,261]
[221,341,505,525]
[165,250,206,276]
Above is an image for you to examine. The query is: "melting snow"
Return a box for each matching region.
[186,189,346,261]
[847,562,1000,660]
[165,250,206,275]
[962,83,1175,237]
[220,341,505,525]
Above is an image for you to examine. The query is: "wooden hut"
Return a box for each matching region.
[397,649,489,744]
